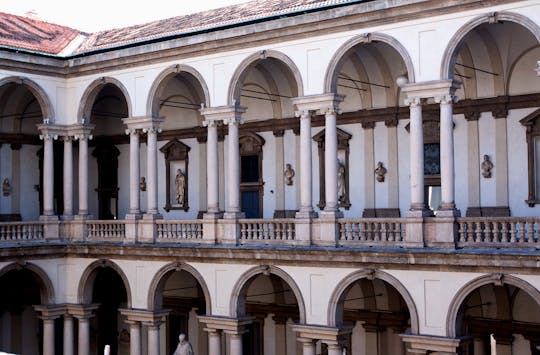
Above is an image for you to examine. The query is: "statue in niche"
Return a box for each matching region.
[337,160,346,202]
[175,169,186,205]
[284,163,295,186]
[481,154,494,178]
[139,177,147,191]
[173,333,194,355]
[375,162,387,183]
[2,178,10,196]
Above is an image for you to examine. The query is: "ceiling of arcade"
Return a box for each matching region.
[0,83,43,135]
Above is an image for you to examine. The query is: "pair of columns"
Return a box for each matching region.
[123,117,163,218]
[290,323,351,355]
[37,124,94,220]
[120,308,169,355]
[198,315,253,355]
[34,304,99,355]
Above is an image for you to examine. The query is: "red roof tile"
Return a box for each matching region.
[0,12,81,55]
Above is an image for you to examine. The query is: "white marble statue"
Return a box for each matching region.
[173,333,194,355]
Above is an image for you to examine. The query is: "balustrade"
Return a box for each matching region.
[457,217,539,248]
[0,222,44,241]
[156,220,203,241]
[338,218,405,246]
[238,219,296,244]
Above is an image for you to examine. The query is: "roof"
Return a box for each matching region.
[0,12,81,55]
[0,0,363,56]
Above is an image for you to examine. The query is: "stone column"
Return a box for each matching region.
[144,126,161,216]
[126,128,142,217]
[363,123,376,213]
[76,132,91,217]
[326,342,343,355]
[207,329,222,355]
[297,110,315,216]
[406,96,427,213]
[41,132,56,217]
[43,318,56,355]
[204,120,220,216]
[69,304,98,355]
[324,108,339,213]
[62,136,74,219]
[224,116,242,216]
[64,314,74,355]
[147,323,161,355]
[128,321,142,355]
[227,331,243,355]
[298,338,316,355]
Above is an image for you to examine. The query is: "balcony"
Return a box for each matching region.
[1,216,538,250]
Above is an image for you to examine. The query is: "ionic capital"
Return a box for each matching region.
[295,110,313,119]
[434,94,458,105]
[142,126,162,135]
[125,128,141,136]
[404,97,426,107]
[62,136,74,143]
[74,133,93,141]
[39,133,58,141]
[202,119,219,128]
[223,116,242,126]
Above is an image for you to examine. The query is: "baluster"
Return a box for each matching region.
[517,220,525,243]
[492,221,500,243]
[509,221,516,243]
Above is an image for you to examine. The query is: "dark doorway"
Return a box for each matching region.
[37,141,64,216]
[92,143,120,220]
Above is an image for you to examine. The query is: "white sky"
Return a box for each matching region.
[1,0,251,32]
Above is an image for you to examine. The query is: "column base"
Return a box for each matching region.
[40,214,59,222]
[295,210,318,219]
[143,212,163,220]
[125,213,142,220]
[60,214,74,221]
[74,214,93,221]
[223,211,245,220]
[435,208,461,218]
[406,208,433,218]
[316,211,342,247]
[203,211,223,220]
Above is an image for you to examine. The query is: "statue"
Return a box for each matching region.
[175,169,186,205]
[481,154,493,178]
[375,162,387,183]
[2,178,10,196]
[104,345,110,355]
[284,163,295,186]
[337,161,346,202]
[139,177,147,191]
[173,333,194,355]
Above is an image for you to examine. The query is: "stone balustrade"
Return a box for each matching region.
[0,216,538,250]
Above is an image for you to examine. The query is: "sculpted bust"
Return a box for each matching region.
[173,333,194,355]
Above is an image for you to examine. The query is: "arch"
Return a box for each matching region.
[324,32,416,93]
[0,261,55,304]
[446,273,540,337]
[77,76,133,123]
[327,269,419,333]
[0,76,55,122]
[230,265,306,323]
[227,49,304,105]
[147,262,212,312]
[77,259,132,307]
[441,11,540,80]
[146,64,211,118]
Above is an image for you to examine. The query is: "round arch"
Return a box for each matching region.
[146,64,211,118]
[327,269,419,333]
[441,11,540,80]
[230,265,307,323]
[77,76,133,123]
[0,76,55,123]
[0,261,55,304]
[324,32,416,93]
[227,49,304,105]
[77,259,132,307]
[446,273,540,338]
[147,261,212,312]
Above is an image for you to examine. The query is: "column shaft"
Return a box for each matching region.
[43,136,55,216]
[299,112,313,214]
[146,128,159,214]
[324,110,339,211]
[63,137,73,217]
[229,333,243,355]
[64,315,74,355]
[439,97,455,209]
[43,319,55,355]
[207,122,220,213]
[78,318,90,355]
[129,130,141,214]
[208,331,222,355]
[226,119,241,214]
[409,99,425,210]
[301,339,316,355]
[148,325,160,355]
[130,322,142,355]
[78,137,89,216]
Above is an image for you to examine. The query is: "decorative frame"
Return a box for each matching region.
[313,127,352,210]
[160,140,190,212]
[520,108,540,207]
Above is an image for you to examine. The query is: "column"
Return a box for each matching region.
[205,120,220,215]
[437,94,457,212]
[62,136,74,219]
[298,338,316,355]
[77,133,90,217]
[41,133,56,217]
[128,321,142,355]
[228,331,243,355]
[274,130,285,216]
[43,318,55,355]
[147,323,161,355]
[406,97,427,213]
[207,330,222,355]
[297,110,314,216]
[197,136,208,216]
[64,314,74,355]
[324,108,339,212]
[326,342,342,355]
[78,317,91,355]
[224,117,242,216]
[145,126,160,216]
[127,128,141,216]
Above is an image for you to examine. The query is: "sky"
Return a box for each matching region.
[1,0,251,32]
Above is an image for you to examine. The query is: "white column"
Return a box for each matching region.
[145,126,160,215]
[77,134,89,216]
[42,134,55,216]
[207,330,222,355]
[43,318,55,355]
[225,117,241,215]
[324,109,339,212]
[437,94,456,211]
[62,136,74,218]
[127,128,141,215]
[327,343,342,355]
[129,321,142,355]
[148,324,160,355]
[299,338,316,355]
[407,97,426,211]
[228,332,243,355]
[205,120,220,214]
[78,317,90,355]
[64,315,74,355]
[298,110,314,215]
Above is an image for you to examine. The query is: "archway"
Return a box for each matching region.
[148,262,211,355]
[0,263,55,354]
[449,274,540,354]
[328,270,418,355]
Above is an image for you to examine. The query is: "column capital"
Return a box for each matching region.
[292,93,344,115]
[198,315,254,333]
[123,116,164,131]
[67,303,100,319]
[69,123,95,139]
[125,127,142,135]
[289,323,352,343]
[119,308,170,325]
[400,79,461,103]
[34,304,67,320]
[434,94,459,105]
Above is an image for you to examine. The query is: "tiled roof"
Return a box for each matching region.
[0,12,81,55]
[76,0,360,53]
